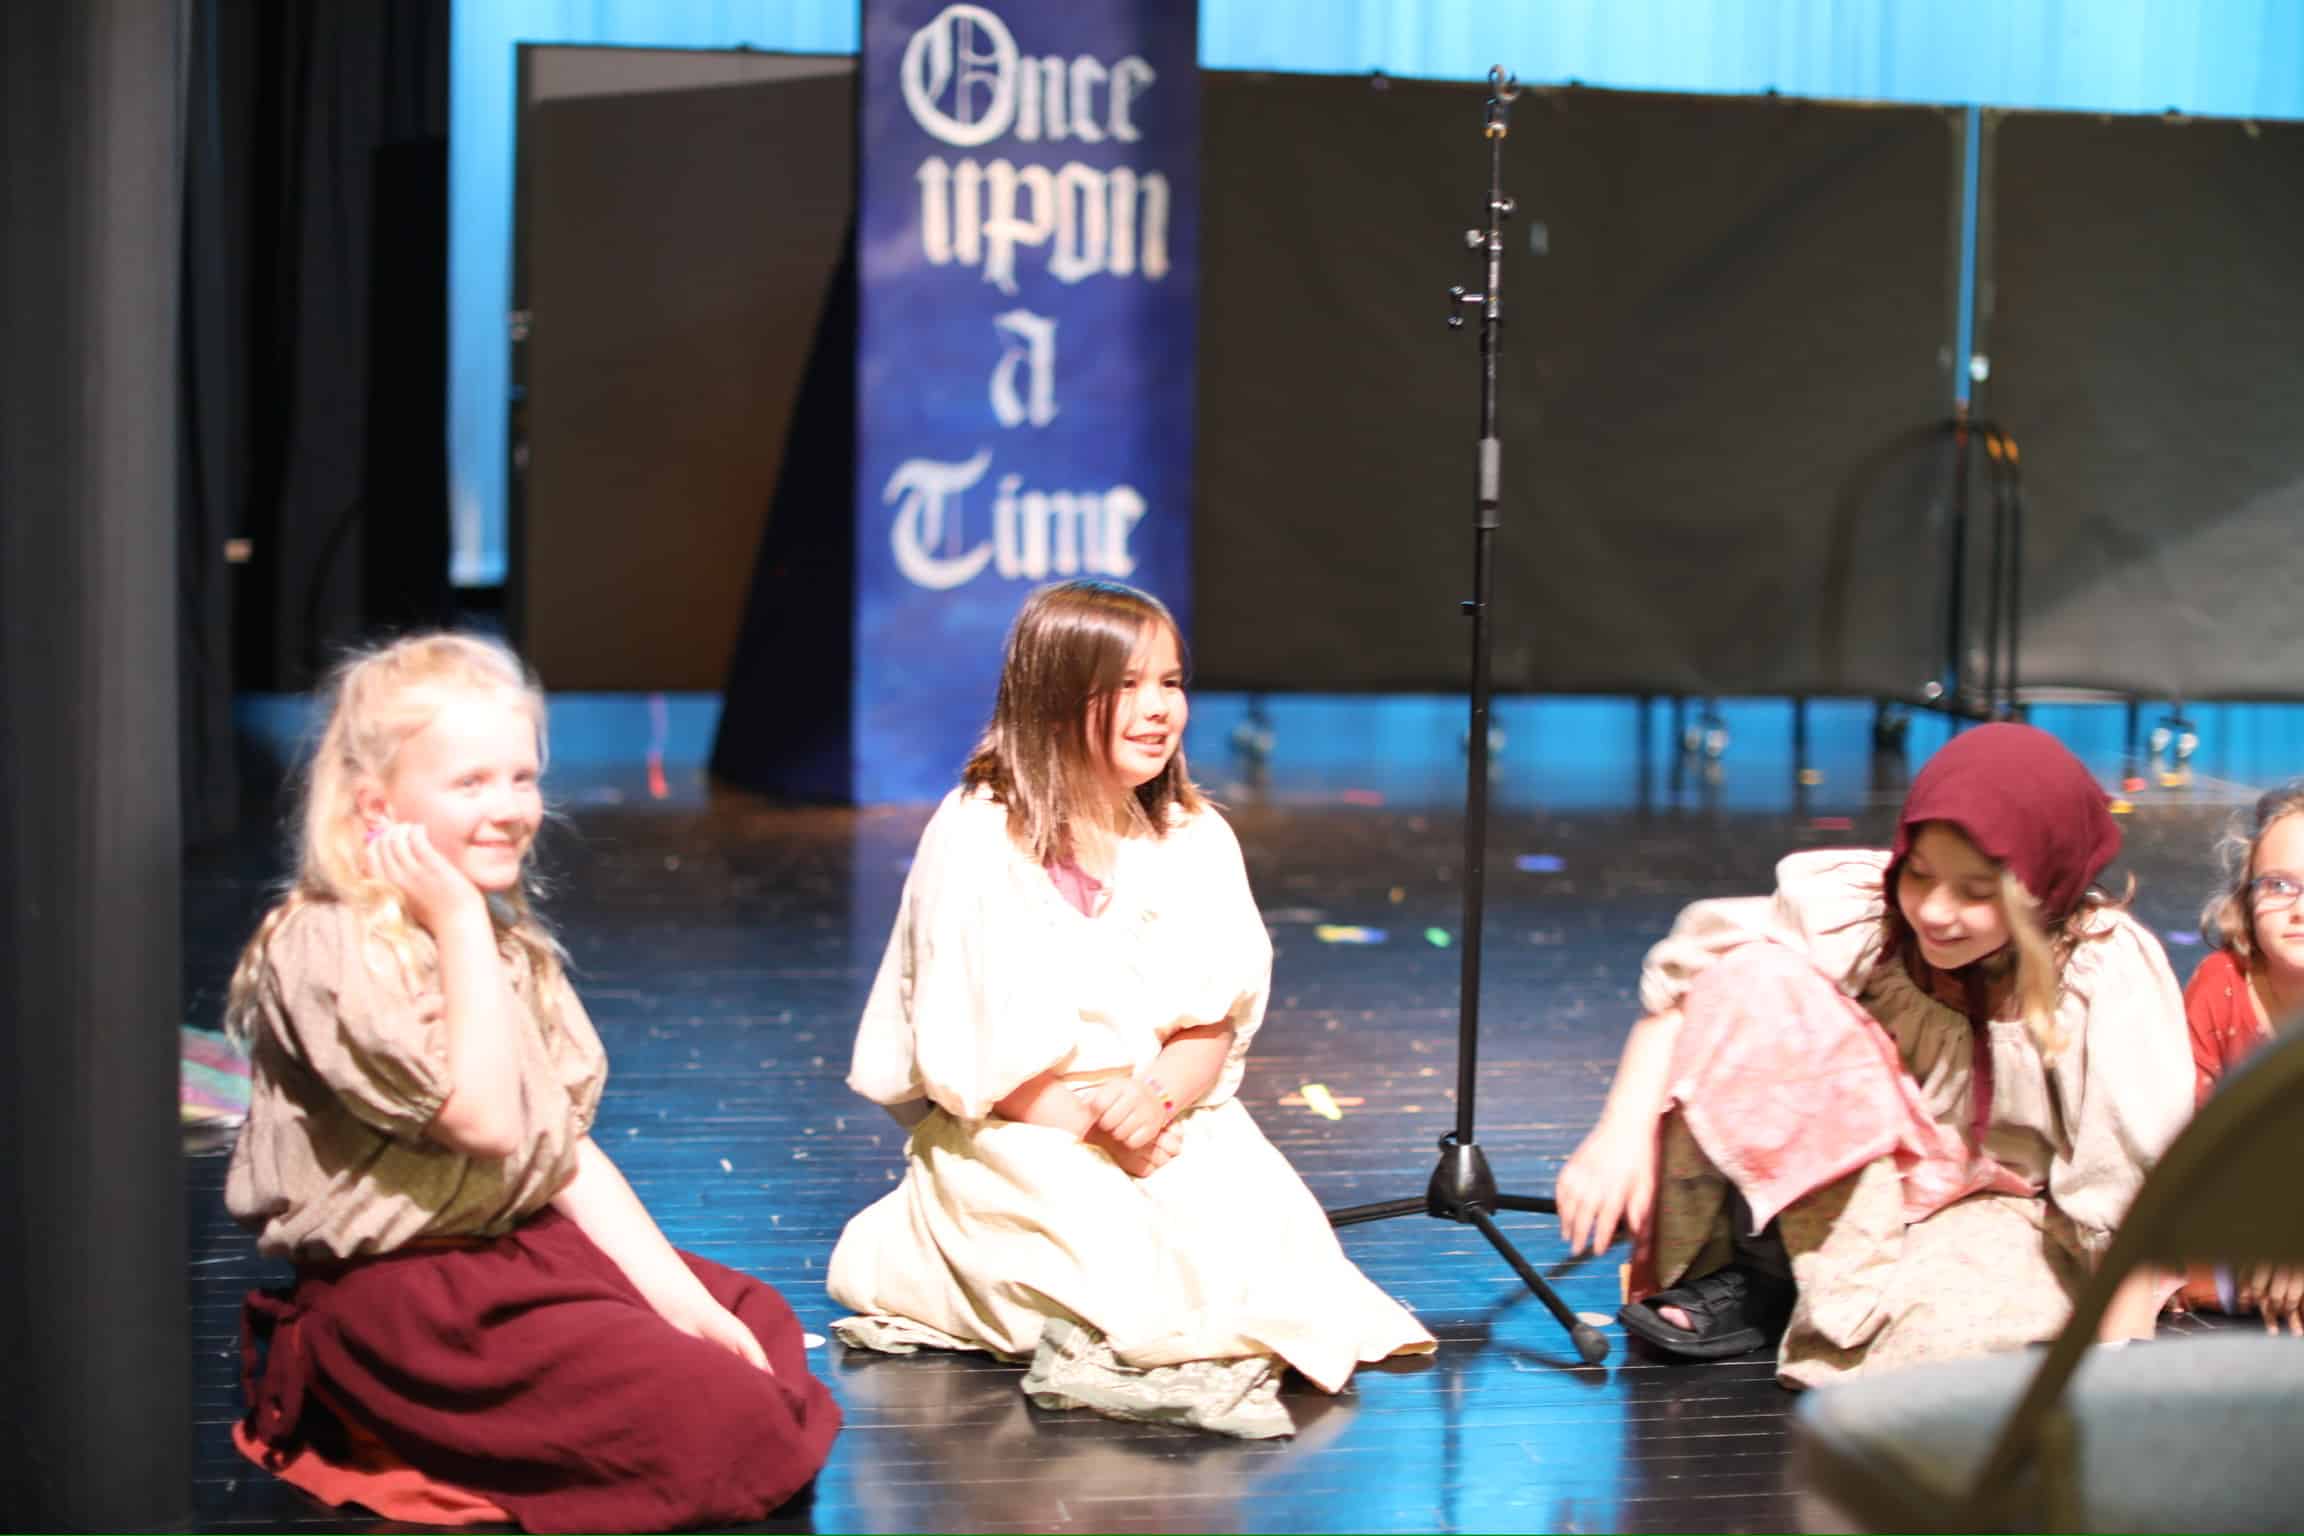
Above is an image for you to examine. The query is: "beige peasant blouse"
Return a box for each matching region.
[224,900,607,1260]
[1638,848,2192,1257]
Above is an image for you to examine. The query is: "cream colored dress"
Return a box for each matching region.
[1638,849,2193,1385]
[829,787,1435,1394]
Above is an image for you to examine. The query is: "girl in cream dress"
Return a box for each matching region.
[828,580,1433,1434]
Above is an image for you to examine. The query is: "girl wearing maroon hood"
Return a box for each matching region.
[1557,724,2191,1387]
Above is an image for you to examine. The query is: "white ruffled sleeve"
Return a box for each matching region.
[845,791,1086,1124]
[1637,848,1890,1016]
[2044,910,2193,1259]
[1154,807,1273,1107]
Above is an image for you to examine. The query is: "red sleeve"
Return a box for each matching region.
[2183,949,2248,1109]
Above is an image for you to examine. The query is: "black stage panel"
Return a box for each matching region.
[1982,110,2304,700]
[1196,76,1961,696]
[516,53,854,691]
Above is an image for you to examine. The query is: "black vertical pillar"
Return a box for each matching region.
[0,0,194,1528]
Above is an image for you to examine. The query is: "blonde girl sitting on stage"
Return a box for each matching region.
[830,579,1433,1435]
[1556,723,2192,1387]
[226,633,838,1533]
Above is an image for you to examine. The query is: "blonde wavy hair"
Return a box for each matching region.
[1873,849,2126,1062]
[225,632,563,1041]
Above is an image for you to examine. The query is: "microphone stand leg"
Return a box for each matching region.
[1459,1204,1609,1363]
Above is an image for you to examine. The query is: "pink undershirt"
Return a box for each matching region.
[1045,855,1106,918]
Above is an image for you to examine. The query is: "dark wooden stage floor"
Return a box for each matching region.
[183,746,2251,1534]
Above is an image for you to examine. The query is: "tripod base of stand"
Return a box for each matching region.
[1329,1136,1610,1364]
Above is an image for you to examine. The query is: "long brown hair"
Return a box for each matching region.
[225,632,565,1041]
[962,580,1204,863]
[2200,781,2304,962]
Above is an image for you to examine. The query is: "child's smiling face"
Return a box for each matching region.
[1897,821,2011,972]
[372,687,544,894]
[1097,622,1186,793]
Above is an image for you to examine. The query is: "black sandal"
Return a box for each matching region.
[1619,1264,1795,1360]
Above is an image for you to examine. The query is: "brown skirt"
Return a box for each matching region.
[239,1209,841,1533]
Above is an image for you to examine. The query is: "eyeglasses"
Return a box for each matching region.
[2248,872,2304,910]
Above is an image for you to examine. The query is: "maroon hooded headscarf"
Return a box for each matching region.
[1888,722,2121,921]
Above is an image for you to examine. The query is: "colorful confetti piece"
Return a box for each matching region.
[1298,1083,1345,1120]
[1515,854,1565,873]
[1314,924,1388,945]
[1424,927,1452,948]
[1280,1087,1365,1111]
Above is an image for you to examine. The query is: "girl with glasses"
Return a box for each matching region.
[2177,782,2304,1331]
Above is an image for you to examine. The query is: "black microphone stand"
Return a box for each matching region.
[1325,67,1607,1366]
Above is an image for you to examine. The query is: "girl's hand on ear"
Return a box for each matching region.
[369,821,484,935]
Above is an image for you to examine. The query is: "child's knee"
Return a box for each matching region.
[1685,943,1863,1039]
[1692,942,1831,999]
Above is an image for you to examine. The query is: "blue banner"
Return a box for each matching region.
[855,0,1198,802]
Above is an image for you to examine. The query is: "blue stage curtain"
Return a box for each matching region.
[1201,0,2304,119]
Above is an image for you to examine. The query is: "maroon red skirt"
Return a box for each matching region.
[239,1209,841,1533]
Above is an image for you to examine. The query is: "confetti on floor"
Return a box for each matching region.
[1279,1086,1365,1114]
[719,1157,733,1172]
[1797,768,1824,786]
[1315,924,1388,945]
[1424,927,1452,947]
[1388,886,1405,903]
[803,1332,826,1349]
[1514,854,1565,873]
[2164,930,2202,945]
[2109,798,2135,814]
